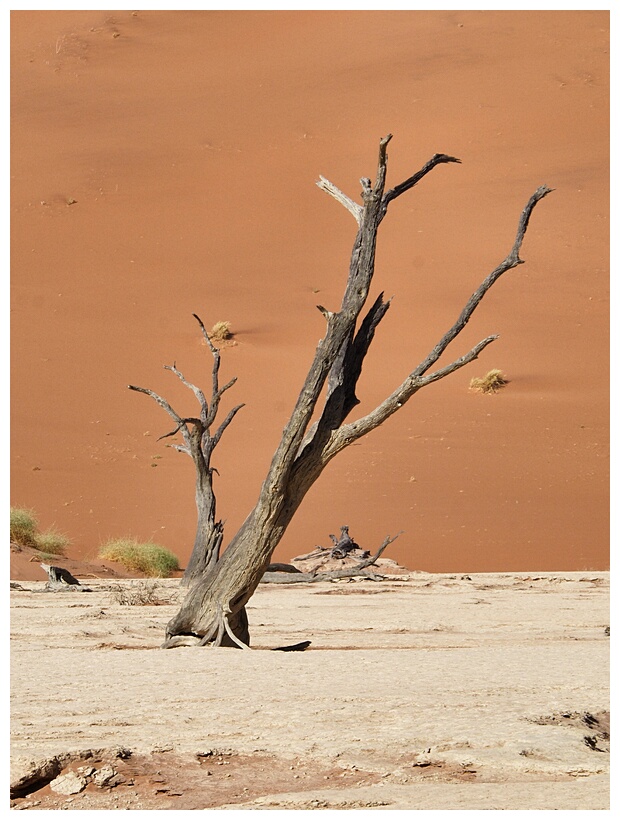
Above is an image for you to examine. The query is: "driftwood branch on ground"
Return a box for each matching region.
[261,533,402,584]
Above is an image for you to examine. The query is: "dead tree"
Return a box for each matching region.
[261,533,401,584]
[129,316,244,586]
[132,135,551,649]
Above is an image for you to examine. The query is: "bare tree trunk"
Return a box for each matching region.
[183,459,223,581]
[156,135,551,648]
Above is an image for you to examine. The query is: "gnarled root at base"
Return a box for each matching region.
[161,604,249,650]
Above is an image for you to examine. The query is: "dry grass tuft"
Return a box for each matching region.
[208,320,233,343]
[33,529,70,556]
[10,508,39,548]
[469,369,509,394]
[10,508,69,555]
[109,580,176,606]
[99,538,180,577]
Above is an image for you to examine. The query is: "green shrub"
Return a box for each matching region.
[10,507,39,547]
[99,538,180,578]
[34,529,70,556]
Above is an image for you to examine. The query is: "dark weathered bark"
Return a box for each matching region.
[140,135,550,649]
[128,315,243,587]
[329,525,360,558]
[266,562,302,573]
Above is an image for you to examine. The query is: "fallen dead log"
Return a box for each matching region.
[260,533,402,584]
[261,568,385,584]
[265,562,302,574]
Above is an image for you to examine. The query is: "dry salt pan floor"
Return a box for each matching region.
[10,572,609,810]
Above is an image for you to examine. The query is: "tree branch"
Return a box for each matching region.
[127,385,185,429]
[415,335,498,387]
[327,335,498,457]
[295,292,392,464]
[157,421,186,442]
[323,185,552,460]
[168,443,191,456]
[373,133,393,197]
[164,363,208,422]
[410,185,553,382]
[259,141,401,493]
[316,176,362,224]
[380,152,462,219]
[192,313,224,418]
[212,403,245,449]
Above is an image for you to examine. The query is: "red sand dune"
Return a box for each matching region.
[10,10,609,574]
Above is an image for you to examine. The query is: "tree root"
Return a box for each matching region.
[162,603,250,650]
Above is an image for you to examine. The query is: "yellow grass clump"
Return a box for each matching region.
[469,369,509,394]
[99,538,180,578]
[10,507,69,555]
[33,529,70,556]
[10,507,39,548]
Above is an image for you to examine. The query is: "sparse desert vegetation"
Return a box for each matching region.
[469,369,509,394]
[10,507,69,556]
[10,507,39,548]
[109,579,176,606]
[209,320,233,343]
[33,529,71,556]
[98,537,180,577]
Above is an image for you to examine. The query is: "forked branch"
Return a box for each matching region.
[322,184,552,460]
[380,152,462,218]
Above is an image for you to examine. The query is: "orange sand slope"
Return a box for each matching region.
[10,10,609,573]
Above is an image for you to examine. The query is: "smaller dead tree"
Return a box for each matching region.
[128,316,244,586]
